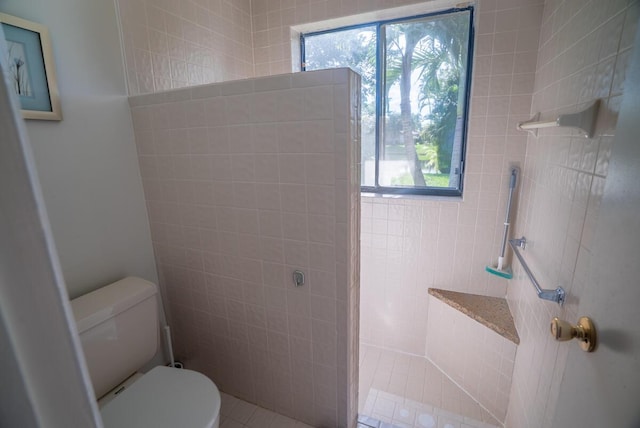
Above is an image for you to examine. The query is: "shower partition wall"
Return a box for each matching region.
[128,69,361,428]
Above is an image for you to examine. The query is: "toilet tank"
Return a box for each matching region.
[71,277,159,399]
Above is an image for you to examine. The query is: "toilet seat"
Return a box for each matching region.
[100,366,220,428]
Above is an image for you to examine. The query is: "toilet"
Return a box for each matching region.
[71,276,221,428]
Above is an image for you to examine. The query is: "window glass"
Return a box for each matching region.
[304,26,377,186]
[303,9,473,196]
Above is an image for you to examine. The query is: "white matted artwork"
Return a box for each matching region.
[0,13,62,120]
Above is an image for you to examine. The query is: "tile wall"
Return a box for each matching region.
[116,0,254,94]
[504,0,639,427]
[128,69,361,428]
[358,344,501,427]
[116,0,546,358]
[115,1,639,425]
[426,296,517,422]
[356,0,544,355]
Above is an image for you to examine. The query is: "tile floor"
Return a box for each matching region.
[358,344,500,428]
[219,392,314,428]
[218,344,500,428]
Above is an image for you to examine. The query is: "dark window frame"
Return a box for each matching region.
[300,7,475,197]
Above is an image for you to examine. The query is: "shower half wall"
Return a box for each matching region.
[128,69,361,428]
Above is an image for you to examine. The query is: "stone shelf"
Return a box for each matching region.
[428,288,520,345]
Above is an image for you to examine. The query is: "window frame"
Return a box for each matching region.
[300,7,475,197]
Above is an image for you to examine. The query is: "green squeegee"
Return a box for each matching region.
[486,168,519,279]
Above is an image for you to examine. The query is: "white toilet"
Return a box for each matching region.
[71,276,221,428]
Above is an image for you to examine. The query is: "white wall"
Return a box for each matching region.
[0,0,157,298]
[0,320,37,427]
[0,35,101,427]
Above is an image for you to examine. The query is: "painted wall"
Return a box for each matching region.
[116,0,254,94]
[128,69,360,428]
[0,0,157,298]
[505,0,639,426]
[0,41,100,427]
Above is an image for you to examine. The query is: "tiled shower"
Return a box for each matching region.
[357,0,543,425]
[119,0,639,426]
[121,0,639,426]
[358,0,638,425]
[5,0,635,426]
[359,0,543,356]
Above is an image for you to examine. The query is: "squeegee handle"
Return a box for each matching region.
[500,168,519,257]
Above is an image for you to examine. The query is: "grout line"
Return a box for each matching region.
[423,353,505,427]
[359,344,502,428]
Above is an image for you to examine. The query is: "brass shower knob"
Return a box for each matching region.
[550,316,597,352]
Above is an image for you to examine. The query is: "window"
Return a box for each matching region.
[302,8,473,196]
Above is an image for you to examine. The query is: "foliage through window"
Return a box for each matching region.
[302,8,473,196]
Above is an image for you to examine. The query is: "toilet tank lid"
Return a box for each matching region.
[71,277,158,333]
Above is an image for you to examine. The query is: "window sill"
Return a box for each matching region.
[360,191,463,202]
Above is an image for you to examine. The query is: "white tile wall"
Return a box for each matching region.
[128,69,360,428]
[505,1,639,427]
[426,296,517,423]
[357,0,544,356]
[115,0,639,425]
[358,344,502,426]
[116,0,545,358]
[116,0,254,94]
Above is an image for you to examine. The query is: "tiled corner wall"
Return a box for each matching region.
[128,69,361,428]
[115,0,546,360]
[113,0,640,425]
[505,1,639,427]
[116,0,254,95]
[426,296,517,422]
[356,0,544,355]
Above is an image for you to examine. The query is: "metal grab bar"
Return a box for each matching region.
[509,237,566,306]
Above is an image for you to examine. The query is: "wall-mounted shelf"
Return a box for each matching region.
[517,100,600,138]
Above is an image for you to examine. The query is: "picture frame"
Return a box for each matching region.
[0,13,62,120]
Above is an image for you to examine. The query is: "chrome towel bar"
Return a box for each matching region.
[509,237,565,306]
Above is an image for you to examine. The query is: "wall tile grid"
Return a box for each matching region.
[358,344,502,426]
[116,0,640,426]
[117,0,254,95]
[128,69,361,428]
[355,0,545,355]
[504,1,638,427]
[117,0,546,357]
[426,296,516,423]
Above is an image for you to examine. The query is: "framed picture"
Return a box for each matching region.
[0,13,62,120]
